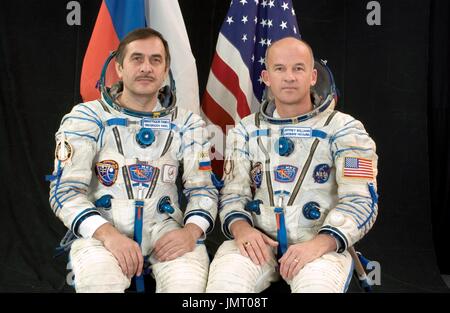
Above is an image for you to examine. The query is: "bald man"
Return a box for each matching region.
[206,37,378,293]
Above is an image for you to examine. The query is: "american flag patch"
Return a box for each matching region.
[343,157,373,179]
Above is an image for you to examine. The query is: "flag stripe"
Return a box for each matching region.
[211,53,251,119]
[202,92,235,134]
[205,71,239,121]
[80,1,121,102]
[105,0,146,40]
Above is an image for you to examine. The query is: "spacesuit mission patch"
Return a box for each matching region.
[274,165,298,183]
[128,164,156,183]
[95,160,119,186]
[55,139,73,163]
[313,164,331,184]
[251,162,263,188]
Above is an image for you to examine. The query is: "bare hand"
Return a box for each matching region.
[153,224,202,262]
[278,234,336,280]
[94,223,144,279]
[230,220,278,266]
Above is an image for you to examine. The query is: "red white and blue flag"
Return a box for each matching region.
[201,0,300,134]
[343,157,374,179]
[80,0,200,114]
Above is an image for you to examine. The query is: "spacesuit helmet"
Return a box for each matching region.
[260,59,337,123]
[98,50,177,118]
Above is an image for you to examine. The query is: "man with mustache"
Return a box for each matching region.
[49,28,217,292]
[206,37,378,293]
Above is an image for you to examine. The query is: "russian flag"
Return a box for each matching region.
[80,0,200,114]
[80,0,146,102]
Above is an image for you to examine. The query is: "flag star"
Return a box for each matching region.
[292,8,296,16]
[241,15,248,24]
[240,0,248,5]
[242,34,248,42]
[280,21,287,29]
[258,57,265,65]
[254,16,258,24]
[259,38,266,46]
[261,0,267,8]
[260,19,267,27]
[266,39,272,46]
[267,19,273,28]
[258,76,263,84]
[251,55,255,62]
[281,2,289,10]
[268,0,275,8]
[253,35,256,42]
[293,26,297,34]
[254,0,259,4]
[226,16,234,25]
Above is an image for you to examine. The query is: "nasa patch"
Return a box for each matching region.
[274,165,298,183]
[95,160,119,186]
[313,164,331,184]
[128,164,155,183]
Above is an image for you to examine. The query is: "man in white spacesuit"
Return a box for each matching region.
[48,28,217,293]
[206,37,378,293]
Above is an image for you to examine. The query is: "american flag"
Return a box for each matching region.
[343,157,374,179]
[201,0,300,174]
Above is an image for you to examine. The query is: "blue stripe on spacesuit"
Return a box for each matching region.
[311,129,328,139]
[133,200,145,293]
[71,208,100,237]
[335,207,365,226]
[63,131,98,142]
[331,124,361,138]
[222,211,253,239]
[50,189,83,209]
[189,194,217,202]
[219,196,243,210]
[338,202,369,221]
[106,118,128,127]
[184,210,215,234]
[176,112,194,135]
[274,207,288,257]
[340,194,372,201]
[75,109,103,126]
[53,191,83,207]
[78,104,102,121]
[51,160,64,212]
[59,181,90,187]
[343,260,355,292]
[348,200,373,216]
[329,131,371,145]
[187,125,202,131]
[62,116,99,127]
[250,129,270,138]
[235,148,250,157]
[343,119,359,128]
[333,147,374,159]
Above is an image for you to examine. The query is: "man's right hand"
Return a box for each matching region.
[230,220,278,266]
[93,223,144,279]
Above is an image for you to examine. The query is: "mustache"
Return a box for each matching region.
[135,75,155,80]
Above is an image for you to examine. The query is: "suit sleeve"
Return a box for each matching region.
[49,104,108,238]
[319,117,379,251]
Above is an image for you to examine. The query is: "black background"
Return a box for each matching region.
[0,0,449,292]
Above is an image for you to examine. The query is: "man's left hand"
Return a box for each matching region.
[153,224,203,262]
[278,234,337,280]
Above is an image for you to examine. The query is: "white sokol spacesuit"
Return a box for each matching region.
[206,62,378,293]
[49,84,217,293]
